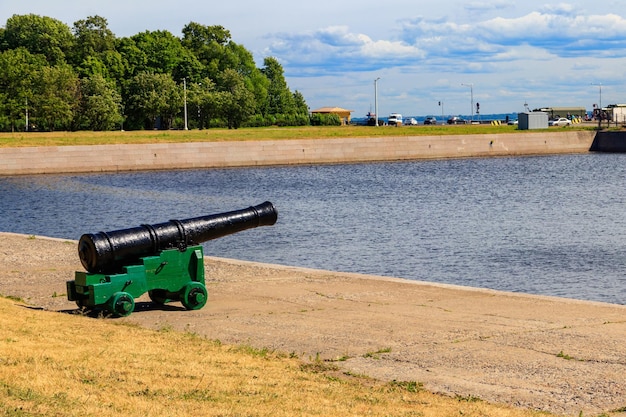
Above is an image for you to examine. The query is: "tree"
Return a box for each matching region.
[75,74,123,130]
[115,37,147,79]
[292,90,309,115]
[187,78,221,129]
[181,23,258,81]
[71,16,123,80]
[0,48,45,131]
[32,64,80,131]
[72,16,115,59]
[131,30,187,75]
[246,69,270,117]
[124,72,182,130]
[182,23,231,52]
[261,57,295,115]
[172,51,205,84]
[3,14,74,65]
[219,69,255,129]
[181,23,231,78]
[0,15,313,131]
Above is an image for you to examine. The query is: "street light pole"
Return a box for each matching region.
[591,82,603,127]
[25,98,28,132]
[591,82,602,111]
[183,78,188,131]
[374,77,380,127]
[461,83,473,122]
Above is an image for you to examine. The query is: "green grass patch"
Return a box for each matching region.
[0,124,595,148]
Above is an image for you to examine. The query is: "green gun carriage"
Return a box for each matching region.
[67,201,278,317]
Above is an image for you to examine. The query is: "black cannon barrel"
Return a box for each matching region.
[78,201,278,273]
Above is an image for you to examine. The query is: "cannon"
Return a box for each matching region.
[67,201,277,317]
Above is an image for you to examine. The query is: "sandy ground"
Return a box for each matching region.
[1,232,625,416]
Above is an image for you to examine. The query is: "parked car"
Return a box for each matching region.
[405,117,418,125]
[447,116,467,125]
[388,113,403,126]
[424,116,437,125]
[549,117,572,127]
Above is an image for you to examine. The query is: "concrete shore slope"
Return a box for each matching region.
[1,232,625,416]
[0,130,596,175]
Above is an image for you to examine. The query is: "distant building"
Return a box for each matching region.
[605,104,626,123]
[310,107,354,125]
[534,107,586,119]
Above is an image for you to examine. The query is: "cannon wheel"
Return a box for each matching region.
[181,282,208,310]
[108,292,135,317]
[148,289,171,305]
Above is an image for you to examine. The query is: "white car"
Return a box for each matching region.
[388,113,403,126]
[549,118,572,127]
[405,117,418,125]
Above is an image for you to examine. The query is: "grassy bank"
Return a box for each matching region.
[0,296,553,417]
[0,124,580,148]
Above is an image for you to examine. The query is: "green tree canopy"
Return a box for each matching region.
[0,14,309,131]
[75,74,123,131]
[0,48,46,131]
[219,68,256,129]
[72,16,116,58]
[125,71,182,130]
[71,15,124,81]
[131,30,188,75]
[2,14,74,65]
[262,57,295,115]
[32,64,79,131]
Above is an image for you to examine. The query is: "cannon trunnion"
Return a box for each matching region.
[67,202,277,317]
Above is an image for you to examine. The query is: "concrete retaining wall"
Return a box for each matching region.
[0,130,596,175]
[589,130,626,152]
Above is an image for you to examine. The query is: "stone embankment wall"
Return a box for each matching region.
[589,130,626,152]
[0,130,596,175]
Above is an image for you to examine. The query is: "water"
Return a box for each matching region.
[1,153,625,305]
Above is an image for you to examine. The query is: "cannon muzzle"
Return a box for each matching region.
[78,201,277,273]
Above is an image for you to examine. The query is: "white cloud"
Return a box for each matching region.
[266,26,424,74]
[464,0,515,12]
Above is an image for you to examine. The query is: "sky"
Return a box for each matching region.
[2,0,625,118]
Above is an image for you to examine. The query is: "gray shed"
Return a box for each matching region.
[518,112,548,130]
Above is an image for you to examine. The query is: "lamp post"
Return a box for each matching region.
[183,78,188,131]
[591,82,603,127]
[461,83,474,122]
[439,100,444,119]
[25,98,28,132]
[591,82,602,111]
[374,77,380,127]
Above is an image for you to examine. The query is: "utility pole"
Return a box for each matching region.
[25,98,29,132]
[183,78,188,131]
[591,82,603,128]
[461,83,474,122]
[374,77,380,127]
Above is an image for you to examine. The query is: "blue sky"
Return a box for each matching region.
[2,0,625,118]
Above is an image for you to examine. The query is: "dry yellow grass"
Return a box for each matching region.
[0,297,556,417]
[0,124,535,148]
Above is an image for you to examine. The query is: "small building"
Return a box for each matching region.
[534,107,586,119]
[605,104,626,124]
[310,107,354,125]
[518,112,549,130]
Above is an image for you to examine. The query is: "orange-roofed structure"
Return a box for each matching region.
[311,107,354,125]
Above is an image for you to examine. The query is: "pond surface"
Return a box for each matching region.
[2,153,625,305]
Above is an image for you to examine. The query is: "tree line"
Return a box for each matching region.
[0,14,340,132]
